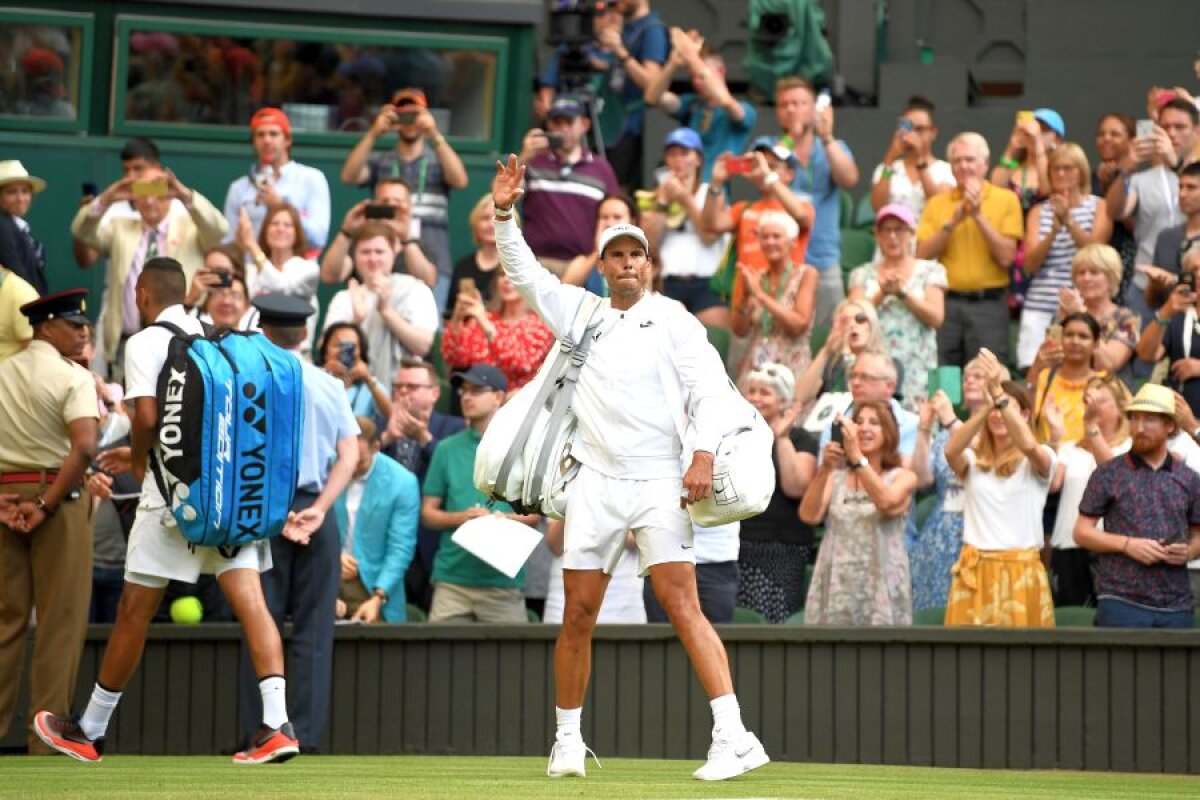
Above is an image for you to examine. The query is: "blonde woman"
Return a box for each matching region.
[445,194,517,313]
[793,298,887,408]
[944,348,1057,627]
[1054,243,1140,378]
[1017,142,1112,368]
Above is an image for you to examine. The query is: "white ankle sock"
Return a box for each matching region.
[555,706,582,741]
[710,693,746,739]
[259,676,288,729]
[78,684,122,741]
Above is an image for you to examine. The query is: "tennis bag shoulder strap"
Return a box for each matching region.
[151,324,304,547]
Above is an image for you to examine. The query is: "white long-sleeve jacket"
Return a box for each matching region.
[495,217,737,480]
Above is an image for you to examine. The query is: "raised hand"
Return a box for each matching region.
[492,154,526,209]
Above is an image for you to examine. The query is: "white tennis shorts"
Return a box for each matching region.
[562,464,694,577]
[124,504,272,589]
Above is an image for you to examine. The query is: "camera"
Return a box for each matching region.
[337,341,356,370]
[755,13,791,46]
[829,418,844,447]
[365,204,397,220]
[1179,270,1196,293]
[215,270,233,289]
[546,132,566,150]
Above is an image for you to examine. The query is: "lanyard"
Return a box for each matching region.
[391,152,428,202]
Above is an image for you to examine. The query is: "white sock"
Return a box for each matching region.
[78,684,122,741]
[710,693,746,739]
[259,676,288,729]
[555,706,582,741]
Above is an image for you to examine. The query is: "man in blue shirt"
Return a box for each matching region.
[775,77,860,328]
[238,293,360,754]
[644,27,755,181]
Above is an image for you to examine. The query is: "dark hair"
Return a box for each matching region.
[596,193,639,227]
[203,244,247,282]
[257,203,310,257]
[120,136,161,164]
[1098,112,1135,139]
[905,95,936,116]
[851,400,902,471]
[1162,98,1200,126]
[139,256,186,304]
[319,322,370,365]
[1061,311,1101,342]
[1181,162,1200,181]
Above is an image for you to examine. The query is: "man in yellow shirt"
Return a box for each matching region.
[917,132,1024,366]
[0,265,37,360]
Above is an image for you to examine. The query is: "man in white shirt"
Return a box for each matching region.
[491,155,769,782]
[322,223,438,387]
[817,352,920,461]
[33,258,299,765]
[222,108,331,252]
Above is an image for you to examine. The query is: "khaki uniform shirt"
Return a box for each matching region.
[0,339,98,470]
[0,267,37,361]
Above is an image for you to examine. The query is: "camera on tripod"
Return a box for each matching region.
[548,0,608,89]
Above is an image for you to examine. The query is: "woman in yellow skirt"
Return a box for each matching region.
[943,348,1057,626]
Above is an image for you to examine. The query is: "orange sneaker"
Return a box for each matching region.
[33,711,104,763]
[232,722,299,765]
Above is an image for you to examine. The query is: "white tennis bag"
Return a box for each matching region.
[682,394,776,527]
[473,294,605,519]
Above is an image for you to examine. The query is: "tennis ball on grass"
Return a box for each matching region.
[170,596,204,625]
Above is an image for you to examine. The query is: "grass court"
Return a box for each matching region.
[2,755,1196,799]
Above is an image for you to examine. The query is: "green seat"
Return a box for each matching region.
[435,376,452,414]
[912,491,938,530]
[405,603,427,622]
[839,228,876,293]
[705,324,732,367]
[854,192,877,229]
[526,607,542,623]
[732,606,768,624]
[428,328,449,379]
[912,606,945,626]
[838,189,854,229]
[809,324,830,357]
[785,610,805,624]
[1054,605,1097,627]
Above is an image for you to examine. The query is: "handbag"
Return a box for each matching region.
[473,293,605,519]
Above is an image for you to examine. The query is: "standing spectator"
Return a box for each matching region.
[0,160,48,293]
[736,363,817,623]
[333,418,419,623]
[445,195,507,315]
[814,351,920,462]
[910,361,989,612]
[340,88,468,310]
[1107,97,1198,321]
[990,108,1063,212]
[236,204,319,353]
[731,210,817,383]
[793,299,887,408]
[1074,383,1200,628]
[318,322,392,423]
[0,290,97,754]
[186,245,256,331]
[1049,375,1132,607]
[917,132,1023,367]
[238,293,359,755]
[1028,312,1102,444]
[441,271,555,393]
[1091,114,1139,300]
[847,204,947,409]
[1143,162,1200,311]
[71,166,227,378]
[775,77,860,324]
[518,95,620,274]
[869,96,955,219]
[1135,275,1200,417]
[321,223,438,388]
[72,137,164,270]
[0,264,37,360]
[320,178,437,289]
[800,401,917,626]
[642,128,731,328]
[644,28,755,180]
[421,365,533,622]
[562,195,639,294]
[1017,143,1112,367]
[222,108,330,251]
[1054,244,1140,379]
[944,350,1057,627]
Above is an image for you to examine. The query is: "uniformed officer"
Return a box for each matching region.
[0,289,98,754]
[239,293,359,752]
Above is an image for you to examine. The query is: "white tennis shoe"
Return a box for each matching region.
[693,730,770,781]
[546,735,600,778]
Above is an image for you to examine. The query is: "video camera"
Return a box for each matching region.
[547,0,608,90]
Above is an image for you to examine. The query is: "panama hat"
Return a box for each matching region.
[0,160,46,193]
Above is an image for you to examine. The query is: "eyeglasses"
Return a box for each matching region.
[393,382,433,393]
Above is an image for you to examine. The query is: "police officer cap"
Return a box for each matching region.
[252,292,314,327]
[20,288,89,326]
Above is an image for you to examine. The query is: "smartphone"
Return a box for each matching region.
[364,203,396,220]
[546,132,566,150]
[81,181,98,198]
[815,89,832,112]
[1016,110,1035,126]
[393,110,419,125]
[927,366,963,407]
[829,418,844,447]
[131,178,168,198]
[1045,322,1064,344]
[725,155,755,175]
[897,117,914,133]
[1179,271,1196,293]
[215,270,233,289]
[1136,118,1155,139]
[458,276,479,299]
[337,341,356,370]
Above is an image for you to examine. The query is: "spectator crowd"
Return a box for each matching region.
[4,0,1200,757]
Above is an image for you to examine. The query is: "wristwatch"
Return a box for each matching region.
[848,456,868,470]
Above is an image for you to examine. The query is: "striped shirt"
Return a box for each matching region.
[1025,195,1098,314]
[521,151,620,261]
[366,151,452,277]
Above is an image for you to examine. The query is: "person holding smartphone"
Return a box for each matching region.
[1135,259,1200,418]
[318,322,392,425]
[1074,382,1200,628]
[869,96,954,221]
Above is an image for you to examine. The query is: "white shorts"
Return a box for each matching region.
[562,465,693,577]
[124,504,272,589]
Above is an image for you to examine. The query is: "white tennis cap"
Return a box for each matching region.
[598,223,649,258]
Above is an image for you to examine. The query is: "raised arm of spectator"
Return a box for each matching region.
[1136,282,1192,362]
[71,176,136,254]
[320,201,369,284]
[672,28,745,122]
[342,106,394,185]
[417,108,468,189]
[700,156,735,234]
[644,33,685,112]
[798,440,841,525]
[815,106,859,188]
[596,21,666,94]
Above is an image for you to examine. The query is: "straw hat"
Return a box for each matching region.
[0,160,46,193]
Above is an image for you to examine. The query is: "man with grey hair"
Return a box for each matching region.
[916,132,1024,366]
[816,351,919,461]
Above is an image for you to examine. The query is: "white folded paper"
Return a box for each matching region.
[450,513,543,579]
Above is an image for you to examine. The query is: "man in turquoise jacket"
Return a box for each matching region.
[334,417,420,623]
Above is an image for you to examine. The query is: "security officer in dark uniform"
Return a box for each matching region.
[238,293,359,752]
[0,289,98,754]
